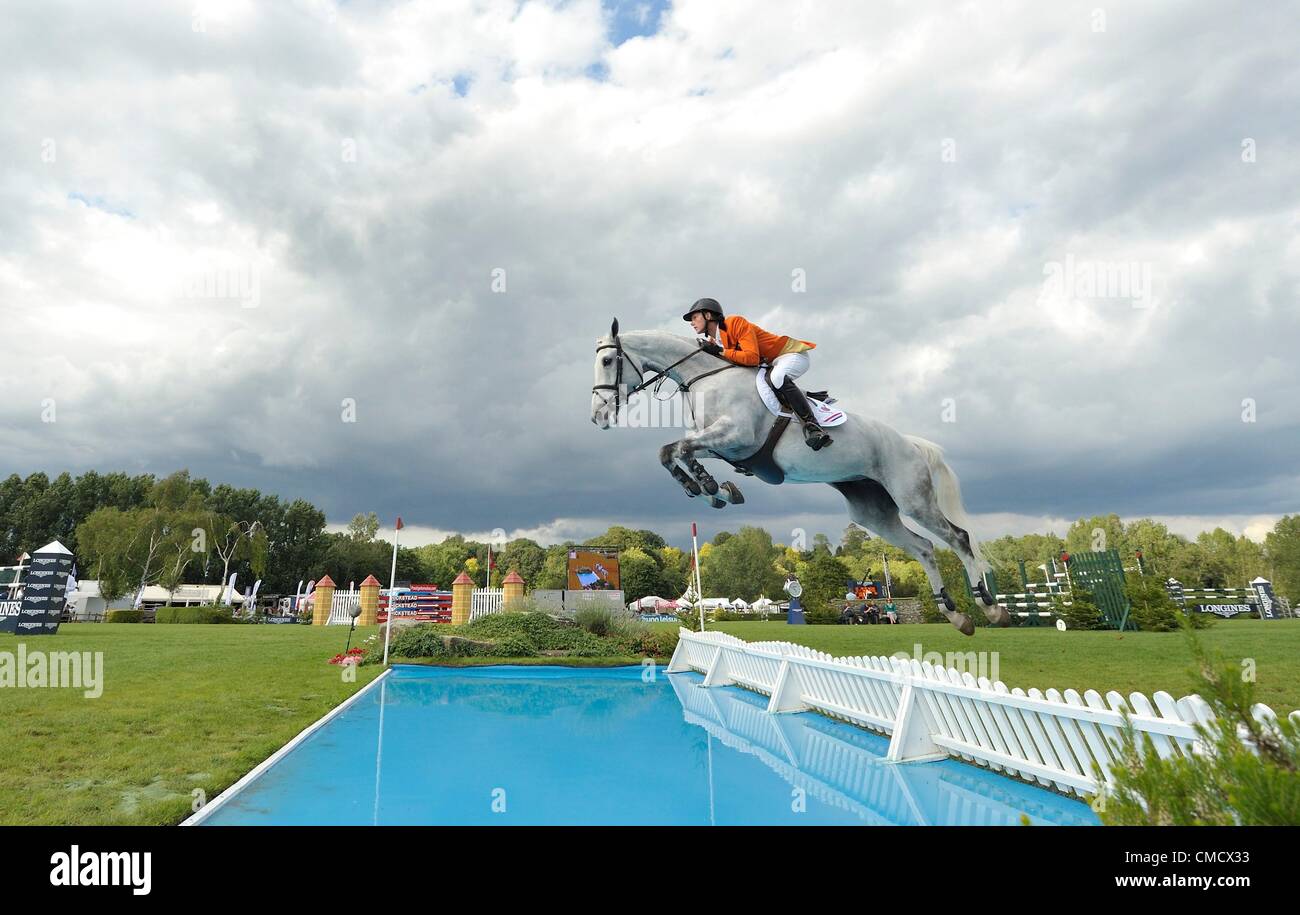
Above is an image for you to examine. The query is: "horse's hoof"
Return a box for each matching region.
[721,481,744,505]
[948,612,975,636]
[983,604,1012,627]
[709,497,726,509]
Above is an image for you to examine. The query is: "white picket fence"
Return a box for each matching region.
[326,589,361,625]
[470,587,504,621]
[667,629,1299,797]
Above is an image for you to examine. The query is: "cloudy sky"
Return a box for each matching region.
[2,0,1297,551]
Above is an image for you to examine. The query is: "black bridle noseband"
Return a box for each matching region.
[592,335,737,424]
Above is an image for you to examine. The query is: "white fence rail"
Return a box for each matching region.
[667,629,1298,797]
[470,587,504,621]
[327,589,360,625]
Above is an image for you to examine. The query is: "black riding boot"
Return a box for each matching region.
[778,379,832,450]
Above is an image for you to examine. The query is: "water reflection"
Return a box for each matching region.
[200,666,1096,825]
[669,673,1097,827]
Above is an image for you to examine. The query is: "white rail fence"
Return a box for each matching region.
[470,587,504,621]
[667,628,1299,797]
[326,589,361,625]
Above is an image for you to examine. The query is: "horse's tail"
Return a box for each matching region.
[904,435,990,571]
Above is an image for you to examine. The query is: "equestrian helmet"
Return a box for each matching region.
[683,297,724,322]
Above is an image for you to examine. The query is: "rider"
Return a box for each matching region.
[683,297,832,450]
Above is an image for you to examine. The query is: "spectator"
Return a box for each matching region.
[884,600,898,624]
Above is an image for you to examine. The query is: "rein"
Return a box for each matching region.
[592,336,740,423]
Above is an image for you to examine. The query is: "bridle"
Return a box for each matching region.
[591,335,645,423]
[592,334,738,424]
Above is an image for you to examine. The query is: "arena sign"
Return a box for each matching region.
[0,541,74,636]
[1195,604,1255,618]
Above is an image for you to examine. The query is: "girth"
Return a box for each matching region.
[712,413,792,485]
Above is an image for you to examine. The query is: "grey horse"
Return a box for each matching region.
[590,319,1007,636]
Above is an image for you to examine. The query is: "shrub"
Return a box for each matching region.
[674,608,705,631]
[156,605,233,624]
[1126,576,1211,631]
[466,611,568,643]
[615,627,679,658]
[388,625,451,659]
[380,610,675,662]
[106,610,145,623]
[574,606,616,637]
[804,605,841,624]
[487,635,537,658]
[1054,587,1105,630]
[1095,622,1300,825]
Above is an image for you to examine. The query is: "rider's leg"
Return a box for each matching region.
[768,351,808,388]
[771,353,831,450]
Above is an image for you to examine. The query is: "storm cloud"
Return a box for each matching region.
[2,0,1297,549]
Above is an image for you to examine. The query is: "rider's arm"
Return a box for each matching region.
[724,318,762,366]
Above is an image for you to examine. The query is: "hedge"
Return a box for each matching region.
[155,605,234,624]
[106,610,146,623]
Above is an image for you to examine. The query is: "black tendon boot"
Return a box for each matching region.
[778,379,832,450]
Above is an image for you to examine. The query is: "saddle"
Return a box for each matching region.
[709,368,836,485]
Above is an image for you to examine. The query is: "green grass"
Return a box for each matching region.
[651,619,1300,712]
[6,618,1297,825]
[0,624,384,826]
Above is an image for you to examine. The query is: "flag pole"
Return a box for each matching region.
[382,516,402,666]
[691,522,704,631]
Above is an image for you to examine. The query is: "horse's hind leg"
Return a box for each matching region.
[886,464,1009,626]
[831,480,975,636]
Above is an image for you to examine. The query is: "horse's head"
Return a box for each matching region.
[591,317,639,429]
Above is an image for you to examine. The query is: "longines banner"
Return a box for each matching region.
[0,595,19,634]
[2,541,74,636]
[1251,577,1283,620]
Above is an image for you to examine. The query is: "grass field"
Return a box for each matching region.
[653,619,1300,713]
[0,624,384,826]
[3,618,1297,825]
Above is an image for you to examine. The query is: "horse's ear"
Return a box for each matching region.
[610,317,619,337]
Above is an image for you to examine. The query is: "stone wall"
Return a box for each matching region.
[830,597,926,624]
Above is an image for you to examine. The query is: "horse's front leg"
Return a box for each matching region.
[658,442,702,497]
[667,419,747,508]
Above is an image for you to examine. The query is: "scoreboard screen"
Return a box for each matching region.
[567,549,620,591]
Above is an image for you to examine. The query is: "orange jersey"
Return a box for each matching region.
[716,314,815,366]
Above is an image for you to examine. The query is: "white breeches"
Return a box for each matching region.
[769,351,810,387]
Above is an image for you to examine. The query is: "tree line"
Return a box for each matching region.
[1,470,1295,608]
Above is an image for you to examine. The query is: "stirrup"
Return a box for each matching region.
[802,421,832,450]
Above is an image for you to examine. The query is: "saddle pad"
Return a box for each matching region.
[756,371,847,426]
